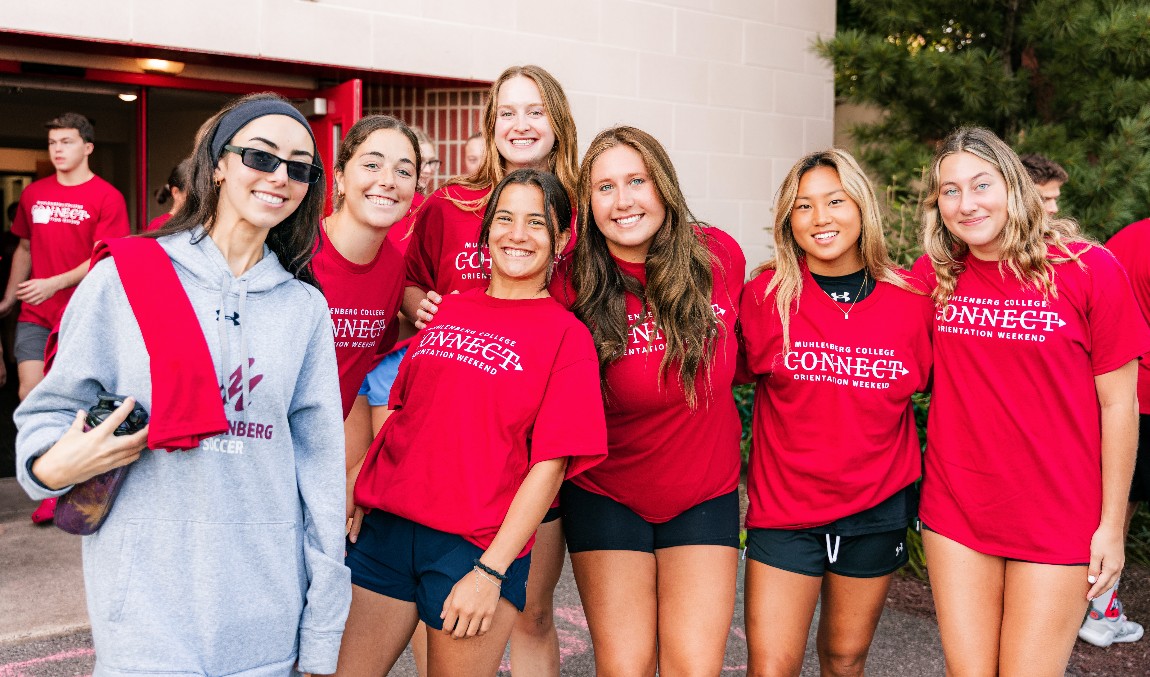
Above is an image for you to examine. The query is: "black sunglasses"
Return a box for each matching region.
[223,145,323,184]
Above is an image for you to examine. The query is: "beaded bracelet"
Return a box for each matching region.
[472,559,508,581]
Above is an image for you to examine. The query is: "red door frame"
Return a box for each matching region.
[310,80,363,215]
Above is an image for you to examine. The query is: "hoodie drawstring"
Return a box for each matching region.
[217,276,231,404]
[826,534,841,564]
[236,278,251,425]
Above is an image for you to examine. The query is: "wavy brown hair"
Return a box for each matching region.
[920,127,1085,305]
[756,148,922,351]
[443,65,578,213]
[572,126,718,409]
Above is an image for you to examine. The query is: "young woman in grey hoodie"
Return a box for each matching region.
[15,93,350,676]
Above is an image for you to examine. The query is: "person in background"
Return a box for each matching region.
[463,132,485,176]
[146,158,192,232]
[1021,150,1145,648]
[1020,153,1068,217]
[915,127,1148,676]
[0,112,130,525]
[412,127,440,196]
[1086,217,1150,647]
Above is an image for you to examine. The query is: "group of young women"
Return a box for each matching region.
[12,61,1147,677]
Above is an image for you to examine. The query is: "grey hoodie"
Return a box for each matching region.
[15,228,350,676]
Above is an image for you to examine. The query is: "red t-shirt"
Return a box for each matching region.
[404,185,494,295]
[1105,220,1150,414]
[740,263,933,530]
[383,193,423,356]
[354,289,607,554]
[312,227,406,418]
[11,174,130,328]
[913,243,1150,563]
[145,212,172,233]
[563,227,746,522]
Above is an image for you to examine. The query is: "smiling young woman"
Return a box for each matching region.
[398,64,580,677]
[740,149,931,677]
[15,92,348,675]
[558,126,746,676]
[915,127,1150,676]
[308,115,422,539]
[337,169,605,677]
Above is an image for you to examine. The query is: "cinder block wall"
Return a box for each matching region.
[3,0,836,266]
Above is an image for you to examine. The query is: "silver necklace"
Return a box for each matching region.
[828,270,867,320]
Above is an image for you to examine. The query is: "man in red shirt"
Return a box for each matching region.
[0,112,129,401]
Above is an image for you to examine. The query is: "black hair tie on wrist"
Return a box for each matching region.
[473,559,508,581]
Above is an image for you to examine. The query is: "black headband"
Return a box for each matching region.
[210,99,316,162]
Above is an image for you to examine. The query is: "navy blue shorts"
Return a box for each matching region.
[358,347,407,406]
[346,510,530,630]
[561,482,740,553]
[746,526,909,578]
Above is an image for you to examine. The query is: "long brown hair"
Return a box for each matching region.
[757,148,921,351]
[920,127,1085,305]
[147,92,324,288]
[572,126,718,409]
[444,65,578,212]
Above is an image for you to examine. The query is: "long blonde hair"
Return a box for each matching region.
[572,126,718,409]
[920,127,1084,305]
[756,148,921,351]
[444,65,578,212]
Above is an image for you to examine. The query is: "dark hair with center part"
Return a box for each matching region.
[478,169,572,289]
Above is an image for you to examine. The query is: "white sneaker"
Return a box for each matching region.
[1078,598,1145,647]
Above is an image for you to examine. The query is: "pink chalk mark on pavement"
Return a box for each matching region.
[554,605,591,661]
[497,608,591,672]
[0,648,95,677]
[553,606,589,630]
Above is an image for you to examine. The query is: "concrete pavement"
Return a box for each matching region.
[0,477,950,675]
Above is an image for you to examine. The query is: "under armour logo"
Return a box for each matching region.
[829,291,851,302]
[216,310,240,326]
[895,542,904,557]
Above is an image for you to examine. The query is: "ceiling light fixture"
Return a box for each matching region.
[137,58,185,75]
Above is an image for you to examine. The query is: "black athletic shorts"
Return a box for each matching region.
[542,504,562,524]
[1132,414,1150,502]
[746,526,909,578]
[560,482,740,553]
